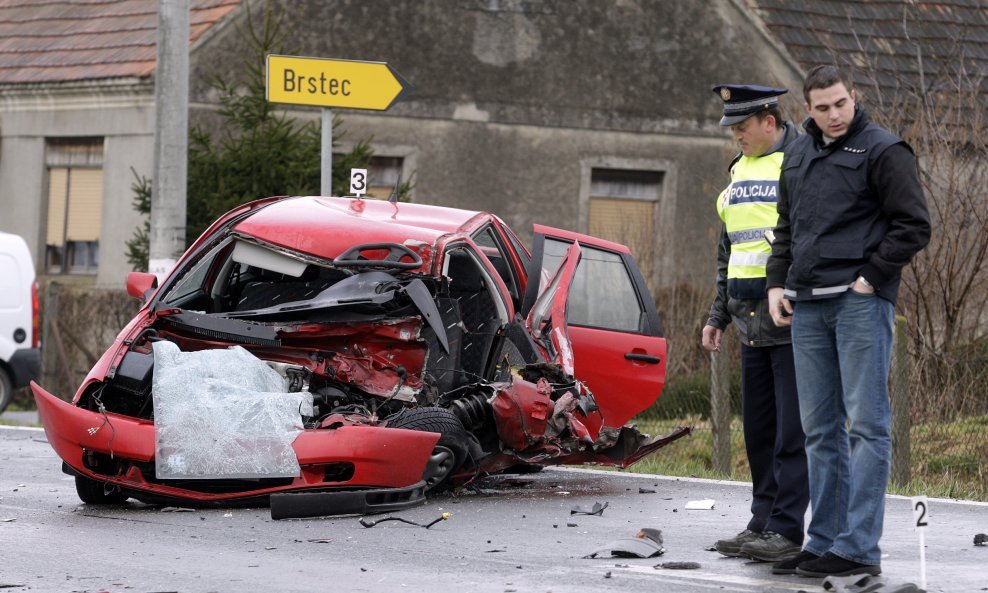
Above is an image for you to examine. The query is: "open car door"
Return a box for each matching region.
[525,240,582,376]
[522,225,666,428]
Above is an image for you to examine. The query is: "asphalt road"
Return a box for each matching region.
[1,425,985,593]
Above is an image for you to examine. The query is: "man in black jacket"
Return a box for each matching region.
[766,65,930,578]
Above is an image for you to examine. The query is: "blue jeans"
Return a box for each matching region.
[790,290,894,566]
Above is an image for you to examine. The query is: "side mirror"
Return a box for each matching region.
[126,271,158,302]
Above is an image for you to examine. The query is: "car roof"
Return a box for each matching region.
[232,196,484,261]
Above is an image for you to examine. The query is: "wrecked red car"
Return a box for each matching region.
[33,195,689,518]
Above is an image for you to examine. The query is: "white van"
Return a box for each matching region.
[0,232,40,413]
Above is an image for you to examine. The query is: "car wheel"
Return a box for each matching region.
[387,407,468,491]
[0,367,12,415]
[74,475,129,505]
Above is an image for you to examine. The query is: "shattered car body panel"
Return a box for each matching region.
[33,195,689,515]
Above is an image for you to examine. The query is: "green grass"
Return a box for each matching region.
[626,415,988,502]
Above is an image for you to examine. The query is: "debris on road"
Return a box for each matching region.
[638,487,656,494]
[975,533,987,546]
[160,506,194,513]
[570,501,608,516]
[359,512,451,529]
[819,575,924,593]
[655,561,701,570]
[685,499,715,510]
[584,528,666,559]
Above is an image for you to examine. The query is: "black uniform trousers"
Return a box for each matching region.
[740,342,809,545]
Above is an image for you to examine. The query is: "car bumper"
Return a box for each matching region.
[32,382,439,503]
[8,347,40,388]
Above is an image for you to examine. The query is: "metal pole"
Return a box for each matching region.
[149,0,189,280]
[321,108,333,196]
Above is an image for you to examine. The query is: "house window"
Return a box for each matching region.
[45,138,104,274]
[366,156,404,199]
[587,168,663,284]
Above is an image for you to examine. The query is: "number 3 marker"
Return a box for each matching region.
[350,168,368,197]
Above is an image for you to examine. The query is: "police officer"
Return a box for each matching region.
[702,84,809,562]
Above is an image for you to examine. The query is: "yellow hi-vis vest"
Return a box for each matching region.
[716,151,784,297]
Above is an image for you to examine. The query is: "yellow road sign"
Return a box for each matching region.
[266,55,411,110]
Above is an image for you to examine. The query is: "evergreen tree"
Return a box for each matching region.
[127,5,393,270]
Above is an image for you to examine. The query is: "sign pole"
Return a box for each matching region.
[264,54,412,197]
[321,107,333,196]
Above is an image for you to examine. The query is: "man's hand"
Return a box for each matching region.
[851,276,875,295]
[702,324,724,352]
[768,287,793,327]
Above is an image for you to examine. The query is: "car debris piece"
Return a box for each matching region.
[271,481,428,519]
[584,528,665,559]
[571,501,608,516]
[975,533,987,546]
[159,506,194,513]
[638,487,656,494]
[655,561,701,570]
[819,575,924,593]
[685,499,715,510]
[359,512,451,529]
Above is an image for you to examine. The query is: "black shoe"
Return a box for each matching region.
[713,529,761,557]
[795,552,881,577]
[739,531,801,562]
[772,549,818,575]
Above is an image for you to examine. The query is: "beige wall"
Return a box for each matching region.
[0,82,155,287]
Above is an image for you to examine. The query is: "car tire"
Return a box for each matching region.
[74,475,129,505]
[0,367,12,415]
[387,407,468,491]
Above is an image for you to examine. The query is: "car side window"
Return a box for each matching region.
[543,238,644,333]
[471,226,520,303]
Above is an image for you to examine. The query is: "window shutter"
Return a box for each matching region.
[46,167,68,247]
[65,168,103,242]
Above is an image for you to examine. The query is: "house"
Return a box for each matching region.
[2,0,981,290]
[0,0,809,290]
[0,0,239,286]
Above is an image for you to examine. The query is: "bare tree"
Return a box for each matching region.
[849,12,988,420]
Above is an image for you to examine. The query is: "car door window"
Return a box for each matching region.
[543,238,643,332]
[471,226,520,303]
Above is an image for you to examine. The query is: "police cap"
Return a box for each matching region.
[711,84,788,126]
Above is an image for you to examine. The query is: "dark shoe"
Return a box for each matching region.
[713,529,761,557]
[795,552,881,577]
[739,531,801,562]
[772,549,819,575]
